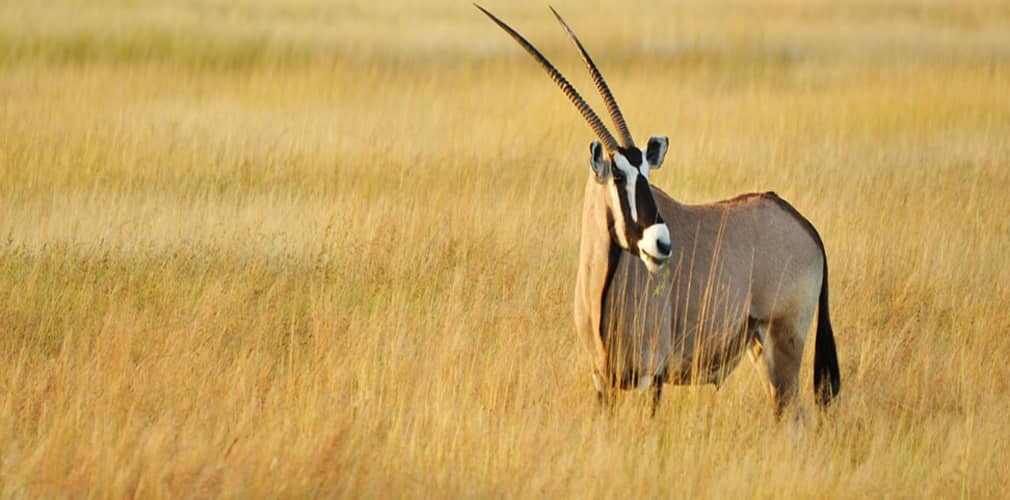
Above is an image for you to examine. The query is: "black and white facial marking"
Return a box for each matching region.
[591,136,672,273]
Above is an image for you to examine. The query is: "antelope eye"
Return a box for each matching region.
[612,172,625,183]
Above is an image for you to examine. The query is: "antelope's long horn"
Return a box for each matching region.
[550,6,635,148]
[475,4,621,153]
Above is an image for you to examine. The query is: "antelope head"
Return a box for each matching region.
[477,5,672,273]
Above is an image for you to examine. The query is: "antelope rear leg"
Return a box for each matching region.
[755,318,806,419]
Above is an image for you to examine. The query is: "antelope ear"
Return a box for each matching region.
[589,140,610,183]
[645,136,669,169]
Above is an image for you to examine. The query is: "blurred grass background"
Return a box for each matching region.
[1,0,1009,497]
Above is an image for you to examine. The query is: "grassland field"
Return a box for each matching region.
[1,0,1009,497]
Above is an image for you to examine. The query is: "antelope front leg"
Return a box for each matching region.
[649,372,665,417]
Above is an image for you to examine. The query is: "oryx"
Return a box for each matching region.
[477,5,840,418]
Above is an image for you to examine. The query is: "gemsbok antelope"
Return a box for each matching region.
[476,5,840,418]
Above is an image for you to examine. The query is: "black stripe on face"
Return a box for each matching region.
[617,146,642,167]
[612,164,662,252]
[634,174,662,225]
[615,173,634,217]
[613,169,641,249]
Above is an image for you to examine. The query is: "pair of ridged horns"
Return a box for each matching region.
[475,4,634,153]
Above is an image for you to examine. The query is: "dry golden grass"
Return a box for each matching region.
[1,0,1009,497]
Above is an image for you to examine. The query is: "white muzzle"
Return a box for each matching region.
[639,223,672,273]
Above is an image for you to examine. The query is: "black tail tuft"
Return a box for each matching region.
[813,259,841,407]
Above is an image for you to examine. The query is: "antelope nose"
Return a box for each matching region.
[656,239,671,257]
[641,223,672,262]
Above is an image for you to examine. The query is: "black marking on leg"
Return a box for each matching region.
[617,370,640,391]
[650,370,665,417]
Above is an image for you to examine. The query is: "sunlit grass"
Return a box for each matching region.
[1,0,1009,497]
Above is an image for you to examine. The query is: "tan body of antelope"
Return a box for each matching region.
[477,5,840,417]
